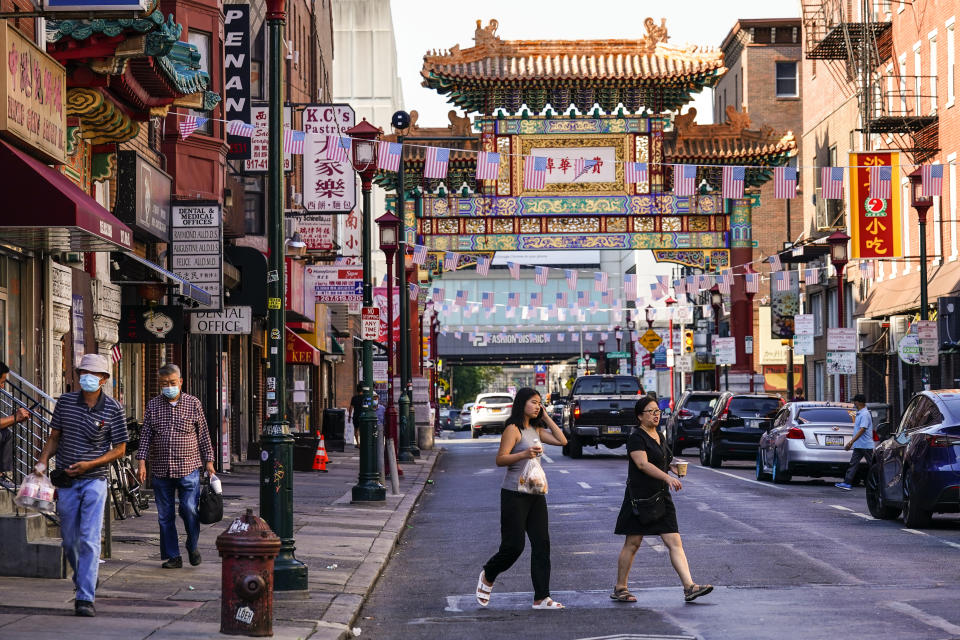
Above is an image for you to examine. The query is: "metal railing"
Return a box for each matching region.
[1,371,55,486]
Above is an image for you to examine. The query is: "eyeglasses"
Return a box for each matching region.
[642,409,662,415]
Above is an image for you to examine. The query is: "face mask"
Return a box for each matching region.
[161,386,180,399]
[79,374,102,393]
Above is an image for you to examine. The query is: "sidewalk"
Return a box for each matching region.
[0,447,440,640]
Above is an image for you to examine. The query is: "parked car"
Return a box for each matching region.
[756,402,859,483]
[866,390,960,527]
[700,393,784,468]
[442,409,463,431]
[664,390,720,454]
[561,375,644,458]
[471,393,514,438]
[460,403,474,430]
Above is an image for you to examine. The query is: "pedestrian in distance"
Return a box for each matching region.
[476,387,568,610]
[36,354,128,617]
[613,395,712,603]
[836,393,873,490]
[349,383,364,447]
[136,363,216,568]
[791,388,806,402]
[0,361,31,489]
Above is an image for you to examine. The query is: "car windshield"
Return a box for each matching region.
[575,378,641,394]
[684,397,716,413]
[479,396,513,405]
[729,397,781,418]
[797,408,855,424]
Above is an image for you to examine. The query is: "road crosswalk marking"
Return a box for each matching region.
[578,481,592,489]
[473,468,495,475]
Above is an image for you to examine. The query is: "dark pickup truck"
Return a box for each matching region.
[561,375,644,458]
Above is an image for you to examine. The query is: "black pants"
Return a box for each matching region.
[844,448,873,485]
[482,489,551,601]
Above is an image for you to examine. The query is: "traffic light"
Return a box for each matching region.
[683,330,694,354]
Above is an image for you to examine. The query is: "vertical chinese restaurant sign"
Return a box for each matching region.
[0,21,67,164]
[302,104,356,213]
[849,151,902,259]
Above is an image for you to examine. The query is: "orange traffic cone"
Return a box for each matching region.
[317,433,329,463]
[313,436,328,472]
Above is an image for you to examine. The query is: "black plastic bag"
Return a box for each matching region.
[197,474,223,524]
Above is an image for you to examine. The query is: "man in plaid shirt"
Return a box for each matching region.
[136,363,215,568]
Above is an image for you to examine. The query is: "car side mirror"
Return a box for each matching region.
[875,421,892,440]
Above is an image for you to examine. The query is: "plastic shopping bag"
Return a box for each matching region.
[517,457,548,495]
[15,466,56,515]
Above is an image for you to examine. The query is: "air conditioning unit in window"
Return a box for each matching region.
[888,315,910,354]
[857,319,882,351]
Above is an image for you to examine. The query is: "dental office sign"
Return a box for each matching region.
[171,202,223,311]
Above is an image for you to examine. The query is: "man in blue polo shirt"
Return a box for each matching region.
[36,354,128,618]
[836,393,874,490]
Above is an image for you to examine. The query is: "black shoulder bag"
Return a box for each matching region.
[197,474,223,524]
[627,485,666,524]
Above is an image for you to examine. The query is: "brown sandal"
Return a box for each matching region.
[610,588,637,602]
[684,583,713,602]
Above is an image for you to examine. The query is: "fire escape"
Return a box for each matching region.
[803,0,939,163]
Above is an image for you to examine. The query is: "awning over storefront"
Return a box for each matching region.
[857,260,960,318]
[286,327,322,366]
[112,252,212,306]
[0,140,134,252]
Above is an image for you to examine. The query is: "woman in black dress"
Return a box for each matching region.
[612,395,712,603]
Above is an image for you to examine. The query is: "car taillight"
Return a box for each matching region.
[873,430,880,441]
[678,409,694,419]
[573,404,581,419]
[786,427,805,440]
[925,435,960,447]
[475,405,484,411]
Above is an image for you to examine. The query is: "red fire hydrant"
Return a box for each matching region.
[216,509,282,636]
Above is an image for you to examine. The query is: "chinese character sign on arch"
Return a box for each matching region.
[849,152,902,259]
[302,104,356,213]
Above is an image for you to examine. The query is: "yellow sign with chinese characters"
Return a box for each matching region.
[848,152,902,259]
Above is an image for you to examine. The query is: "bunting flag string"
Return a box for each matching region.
[565,269,578,291]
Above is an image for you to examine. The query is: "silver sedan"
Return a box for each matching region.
[756,402,859,483]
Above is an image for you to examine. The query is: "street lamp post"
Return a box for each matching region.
[598,340,606,374]
[348,119,386,503]
[827,230,850,402]
[626,315,636,377]
[376,211,401,475]
[261,0,307,591]
[711,285,722,392]
[665,296,676,409]
[909,169,934,389]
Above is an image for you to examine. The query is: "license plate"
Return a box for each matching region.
[606,426,623,434]
[824,435,844,447]
[493,408,506,413]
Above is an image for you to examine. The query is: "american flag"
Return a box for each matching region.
[505,307,516,318]
[111,344,122,363]
[774,166,797,199]
[535,266,549,286]
[432,287,444,304]
[326,135,351,162]
[673,164,697,197]
[577,290,587,304]
[573,158,598,180]
[585,332,593,341]
[444,252,458,272]
[556,291,568,307]
[922,164,944,197]
[557,333,565,342]
[412,244,428,265]
[674,278,685,295]
[602,290,613,305]
[565,269,578,291]
[861,260,875,280]
[721,166,746,200]
[455,290,467,307]
[821,167,845,200]
[718,270,733,295]
[476,255,491,276]
[530,292,542,307]
[768,254,782,272]
[773,271,792,292]
[377,141,402,171]
[179,116,207,139]
[594,271,609,292]
[227,120,255,137]
[508,261,520,279]
[409,283,420,298]
[476,151,501,180]
[424,147,450,179]
[869,165,892,200]
[524,156,548,189]
[745,273,760,293]
[651,275,668,299]
[481,291,494,309]
[507,292,519,308]
[284,129,305,154]
[804,268,819,286]
[623,274,636,300]
[625,162,648,184]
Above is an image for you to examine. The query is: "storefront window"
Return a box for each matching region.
[187,30,213,135]
[286,365,313,433]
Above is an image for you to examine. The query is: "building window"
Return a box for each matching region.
[187,30,213,135]
[811,292,823,336]
[827,289,837,329]
[929,33,938,113]
[244,191,264,235]
[775,61,798,97]
[948,20,955,107]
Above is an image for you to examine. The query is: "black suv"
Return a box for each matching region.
[700,393,783,467]
[664,390,720,453]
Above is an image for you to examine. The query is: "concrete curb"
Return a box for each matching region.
[312,450,441,640]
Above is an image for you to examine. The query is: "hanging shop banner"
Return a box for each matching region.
[0,21,67,164]
[171,201,222,311]
[224,4,251,160]
[849,151,902,259]
[244,105,292,172]
[770,270,799,339]
[113,151,171,242]
[339,208,361,259]
[373,286,401,343]
[189,306,252,334]
[302,104,356,213]
[827,351,857,375]
[304,265,362,304]
[118,305,185,343]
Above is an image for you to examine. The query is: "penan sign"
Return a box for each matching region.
[0,21,67,165]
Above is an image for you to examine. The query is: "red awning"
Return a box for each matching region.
[285,327,321,366]
[0,140,133,252]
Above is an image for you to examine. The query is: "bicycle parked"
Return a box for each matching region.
[109,419,149,520]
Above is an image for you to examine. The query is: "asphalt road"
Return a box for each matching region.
[356,432,960,640]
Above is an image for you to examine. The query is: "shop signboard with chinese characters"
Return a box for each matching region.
[171,202,222,310]
[302,104,356,213]
[224,4,251,160]
[244,104,292,172]
[0,21,67,164]
[114,151,171,242]
[290,215,334,251]
[849,151,902,259]
[529,146,616,184]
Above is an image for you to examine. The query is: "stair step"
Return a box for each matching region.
[0,514,65,578]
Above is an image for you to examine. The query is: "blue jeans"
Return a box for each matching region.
[152,469,201,560]
[57,477,107,603]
